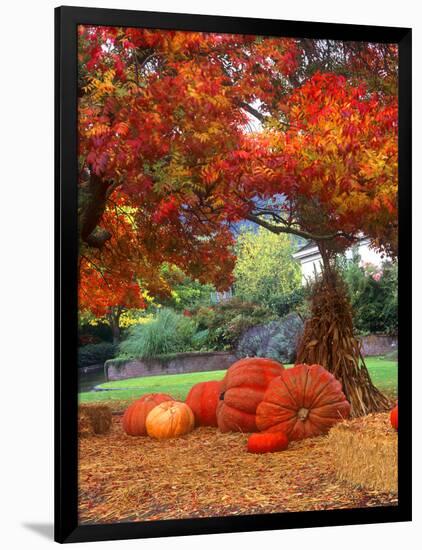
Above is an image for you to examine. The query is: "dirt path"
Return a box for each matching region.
[78,417,397,524]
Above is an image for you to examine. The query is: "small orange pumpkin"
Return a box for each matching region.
[146,401,195,439]
[390,405,398,430]
[247,432,289,454]
[122,393,173,436]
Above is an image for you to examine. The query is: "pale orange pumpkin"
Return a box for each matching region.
[122,393,173,436]
[146,401,195,439]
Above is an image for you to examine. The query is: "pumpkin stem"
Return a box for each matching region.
[297,407,309,421]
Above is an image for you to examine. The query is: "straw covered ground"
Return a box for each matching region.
[78,413,397,525]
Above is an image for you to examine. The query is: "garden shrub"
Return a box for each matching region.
[236,312,304,364]
[339,256,398,335]
[158,264,215,311]
[118,308,198,358]
[190,298,275,351]
[191,329,210,350]
[266,287,307,317]
[78,321,113,345]
[78,342,117,369]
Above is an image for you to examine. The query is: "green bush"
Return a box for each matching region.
[191,329,210,349]
[158,264,215,311]
[339,254,398,336]
[190,298,275,351]
[78,342,117,368]
[266,287,307,317]
[118,308,198,358]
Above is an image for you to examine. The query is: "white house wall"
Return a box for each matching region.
[295,240,385,285]
[301,253,324,284]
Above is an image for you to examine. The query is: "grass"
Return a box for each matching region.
[79,370,226,404]
[362,356,398,397]
[78,356,397,407]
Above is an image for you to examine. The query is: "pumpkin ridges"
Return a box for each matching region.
[255,401,297,424]
[278,367,303,406]
[301,367,311,408]
[217,402,257,433]
[222,367,284,391]
[256,364,350,440]
[310,400,351,418]
[262,383,298,411]
[311,380,345,409]
[222,386,267,414]
[217,357,285,433]
[289,419,308,440]
[222,358,284,377]
[308,412,346,428]
[312,400,350,416]
[146,400,194,439]
[300,365,335,409]
[264,416,298,435]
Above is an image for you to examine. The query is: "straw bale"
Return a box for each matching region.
[328,413,397,493]
[78,404,112,435]
[78,410,94,438]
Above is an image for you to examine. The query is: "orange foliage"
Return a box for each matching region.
[78,27,398,315]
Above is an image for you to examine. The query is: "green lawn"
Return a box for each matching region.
[80,369,226,404]
[78,356,397,406]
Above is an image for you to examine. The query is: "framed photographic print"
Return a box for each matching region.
[55,5,412,543]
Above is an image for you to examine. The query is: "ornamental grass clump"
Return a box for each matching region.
[118,308,198,358]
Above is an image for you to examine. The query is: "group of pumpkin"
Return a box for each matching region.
[122,357,359,453]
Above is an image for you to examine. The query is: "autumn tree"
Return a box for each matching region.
[77,25,299,323]
[217,72,397,415]
[78,28,398,414]
[79,266,145,344]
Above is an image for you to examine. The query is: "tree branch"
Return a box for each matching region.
[245,213,355,242]
[237,101,266,123]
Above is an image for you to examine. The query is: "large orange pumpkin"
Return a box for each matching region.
[217,357,285,433]
[390,405,398,430]
[256,363,350,440]
[247,431,289,454]
[122,393,173,436]
[186,380,222,427]
[146,401,195,439]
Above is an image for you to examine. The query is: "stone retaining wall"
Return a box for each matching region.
[105,351,237,381]
[359,334,397,357]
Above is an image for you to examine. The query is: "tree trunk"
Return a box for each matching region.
[78,173,113,249]
[296,254,392,417]
[108,307,122,345]
[111,322,120,346]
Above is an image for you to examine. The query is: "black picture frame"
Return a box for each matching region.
[55,5,412,544]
